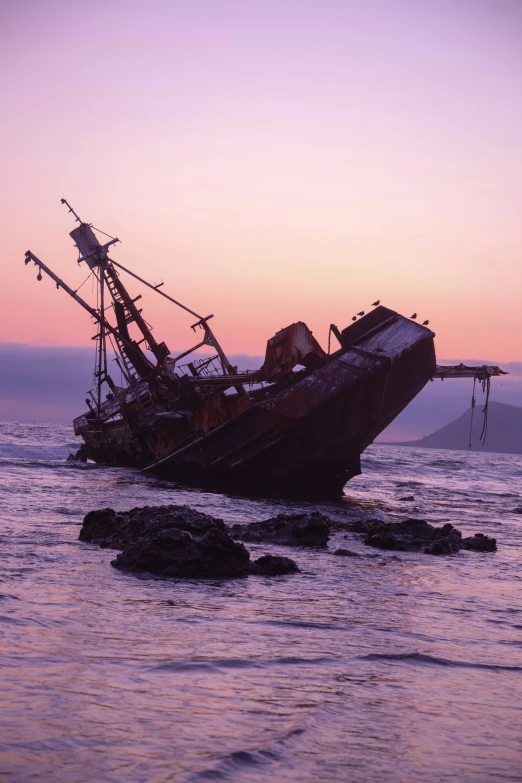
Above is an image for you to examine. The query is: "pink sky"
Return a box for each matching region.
[1,0,521,361]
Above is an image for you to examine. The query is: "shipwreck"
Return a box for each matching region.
[24,201,506,497]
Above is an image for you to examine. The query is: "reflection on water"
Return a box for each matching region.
[0,420,521,782]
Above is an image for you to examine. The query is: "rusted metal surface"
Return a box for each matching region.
[262,322,327,378]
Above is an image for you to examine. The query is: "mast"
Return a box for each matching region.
[96,269,106,417]
[66,198,236,379]
[64,206,169,376]
[25,200,242,405]
[62,198,109,412]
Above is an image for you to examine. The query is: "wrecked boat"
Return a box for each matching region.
[24,201,506,497]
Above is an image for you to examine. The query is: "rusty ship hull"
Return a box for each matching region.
[145,308,436,496]
[71,307,435,497]
[25,203,505,499]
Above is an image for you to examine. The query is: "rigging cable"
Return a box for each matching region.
[468,377,476,449]
[92,268,100,389]
[73,269,95,295]
[479,376,491,447]
[91,225,116,240]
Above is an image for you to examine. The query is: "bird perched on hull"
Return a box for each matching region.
[351,316,357,321]
[371,300,380,306]
[410,313,417,319]
[422,319,429,326]
[357,311,365,316]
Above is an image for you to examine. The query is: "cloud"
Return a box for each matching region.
[0,343,95,421]
[0,343,264,422]
[0,344,520,439]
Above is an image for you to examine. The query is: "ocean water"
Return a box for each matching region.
[0,420,521,783]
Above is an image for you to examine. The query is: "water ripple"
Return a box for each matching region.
[0,420,521,782]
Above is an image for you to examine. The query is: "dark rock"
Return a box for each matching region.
[82,504,303,580]
[227,511,330,546]
[111,526,251,579]
[79,505,225,549]
[424,538,460,555]
[80,508,123,545]
[462,533,497,552]
[250,555,300,576]
[513,507,522,514]
[399,495,415,501]
[333,548,361,557]
[67,447,88,462]
[157,527,194,544]
[364,518,495,556]
[351,517,390,534]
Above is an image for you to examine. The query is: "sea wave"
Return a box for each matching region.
[149,656,334,674]
[0,443,74,460]
[361,652,522,672]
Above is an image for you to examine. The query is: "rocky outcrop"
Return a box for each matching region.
[363,518,496,555]
[80,505,300,579]
[67,446,88,462]
[333,548,361,557]
[79,505,225,549]
[461,533,497,552]
[227,511,330,546]
[80,507,124,544]
[111,526,252,579]
[250,555,300,576]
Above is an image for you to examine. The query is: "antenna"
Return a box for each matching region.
[60,198,82,224]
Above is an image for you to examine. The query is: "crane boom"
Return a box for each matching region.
[24,250,159,380]
[433,364,507,381]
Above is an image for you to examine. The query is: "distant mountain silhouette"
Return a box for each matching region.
[389,401,522,454]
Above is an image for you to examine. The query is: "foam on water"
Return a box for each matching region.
[0,419,522,782]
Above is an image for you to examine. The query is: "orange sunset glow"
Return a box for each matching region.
[1,1,520,362]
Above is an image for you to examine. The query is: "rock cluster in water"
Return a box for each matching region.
[362,518,497,555]
[80,505,300,579]
[79,504,498,578]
